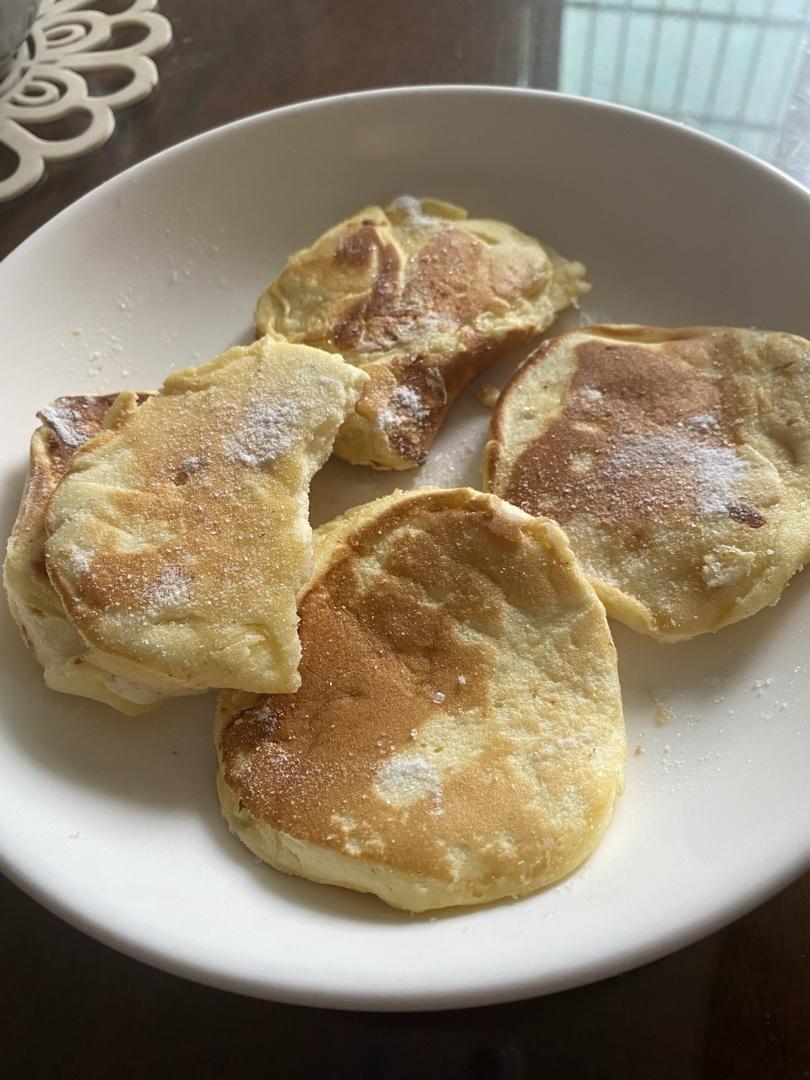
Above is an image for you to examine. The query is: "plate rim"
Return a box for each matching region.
[3,83,808,274]
[2,824,808,1011]
[1,84,809,1011]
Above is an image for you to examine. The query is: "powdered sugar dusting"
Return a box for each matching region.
[178,456,201,476]
[378,384,429,438]
[686,412,719,433]
[224,399,302,466]
[390,384,428,418]
[609,433,748,517]
[234,699,281,733]
[374,756,442,808]
[144,566,191,615]
[40,402,87,448]
[387,194,435,228]
[701,545,756,588]
[65,546,90,577]
[233,740,326,803]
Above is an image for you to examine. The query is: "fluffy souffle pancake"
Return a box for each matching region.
[255,196,588,470]
[3,393,170,715]
[484,325,810,641]
[216,487,625,913]
[45,338,368,699]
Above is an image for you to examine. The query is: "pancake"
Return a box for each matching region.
[216,487,625,913]
[44,337,368,699]
[255,196,588,470]
[484,325,810,641]
[3,393,171,715]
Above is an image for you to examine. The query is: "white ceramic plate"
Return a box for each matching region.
[1,87,808,1011]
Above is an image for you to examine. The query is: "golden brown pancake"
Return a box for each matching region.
[44,338,368,700]
[216,487,625,912]
[484,325,810,641]
[255,196,588,470]
[3,393,171,715]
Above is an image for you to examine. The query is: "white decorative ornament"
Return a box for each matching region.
[0,0,171,202]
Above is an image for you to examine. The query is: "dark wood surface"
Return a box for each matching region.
[2,2,809,1077]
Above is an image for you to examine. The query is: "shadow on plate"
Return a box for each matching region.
[200,796,537,926]
[198,788,420,926]
[1,460,28,531]
[613,564,810,736]
[0,609,218,811]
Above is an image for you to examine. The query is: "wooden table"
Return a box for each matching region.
[3,2,809,1076]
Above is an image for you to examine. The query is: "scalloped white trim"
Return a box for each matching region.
[0,0,171,202]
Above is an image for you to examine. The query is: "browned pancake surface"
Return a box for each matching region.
[256,198,588,469]
[217,488,625,909]
[485,325,810,639]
